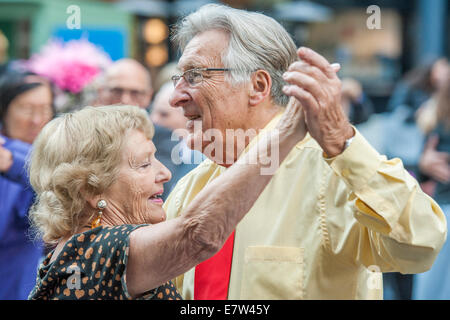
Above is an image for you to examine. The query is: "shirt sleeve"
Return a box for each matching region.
[323,128,447,274]
[163,177,188,295]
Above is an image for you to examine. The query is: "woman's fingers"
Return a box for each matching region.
[283,70,326,107]
[330,63,341,73]
[283,47,352,157]
[297,47,338,80]
[282,84,320,115]
[275,96,307,142]
[288,61,328,83]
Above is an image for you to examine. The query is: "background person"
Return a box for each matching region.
[0,68,54,299]
[151,82,188,132]
[387,58,449,115]
[413,74,450,300]
[97,58,153,109]
[381,58,449,300]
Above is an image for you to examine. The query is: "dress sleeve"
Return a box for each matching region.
[323,128,447,274]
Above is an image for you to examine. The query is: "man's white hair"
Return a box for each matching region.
[171,4,298,106]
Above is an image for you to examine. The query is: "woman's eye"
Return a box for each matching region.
[140,162,151,169]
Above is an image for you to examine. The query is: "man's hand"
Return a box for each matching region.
[282,47,354,157]
[0,137,13,173]
[419,135,450,184]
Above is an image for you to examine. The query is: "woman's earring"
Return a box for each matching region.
[91,199,107,229]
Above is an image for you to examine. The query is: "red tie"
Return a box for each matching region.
[194,231,235,300]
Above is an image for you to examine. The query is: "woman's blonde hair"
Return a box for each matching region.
[28,105,154,244]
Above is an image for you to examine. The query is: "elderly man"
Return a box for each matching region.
[165,4,447,300]
[96,58,180,198]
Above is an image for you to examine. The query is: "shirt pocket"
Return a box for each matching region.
[240,246,304,300]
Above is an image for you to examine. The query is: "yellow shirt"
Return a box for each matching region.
[164,113,447,300]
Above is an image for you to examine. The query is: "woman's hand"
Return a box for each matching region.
[0,138,13,173]
[275,96,307,143]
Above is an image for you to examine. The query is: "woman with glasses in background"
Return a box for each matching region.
[0,67,54,299]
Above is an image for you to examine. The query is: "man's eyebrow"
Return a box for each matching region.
[178,59,205,71]
[179,64,199,71]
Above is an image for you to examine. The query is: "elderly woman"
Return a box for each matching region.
[0,68,54,300]
[28,101,306,300]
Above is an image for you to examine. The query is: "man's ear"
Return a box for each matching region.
[248,69,272,106]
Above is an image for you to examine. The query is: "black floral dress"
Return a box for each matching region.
[28,224,182,300]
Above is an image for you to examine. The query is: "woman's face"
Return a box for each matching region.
[102,129,172,225]
[3,84,53,144]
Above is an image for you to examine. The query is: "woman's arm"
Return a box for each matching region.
[126,99,306,297]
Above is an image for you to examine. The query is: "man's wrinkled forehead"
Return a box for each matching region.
[178,30,229,71]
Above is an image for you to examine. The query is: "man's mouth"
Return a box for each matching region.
[185,114,202,121]
[185,114,203,132]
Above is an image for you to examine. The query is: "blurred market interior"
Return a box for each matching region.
[0,0,448,113]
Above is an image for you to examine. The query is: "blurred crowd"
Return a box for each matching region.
[0,28,449,300]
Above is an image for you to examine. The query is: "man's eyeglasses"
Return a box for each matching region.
[171,68,232,87]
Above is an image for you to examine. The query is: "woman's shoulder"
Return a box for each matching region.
[34,225,147,279]
[78,224,146,244]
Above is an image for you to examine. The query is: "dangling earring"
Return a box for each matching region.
[91,199,107,229]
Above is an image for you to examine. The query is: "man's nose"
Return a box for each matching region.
[120,92,135,106]
[169,85,191,108]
